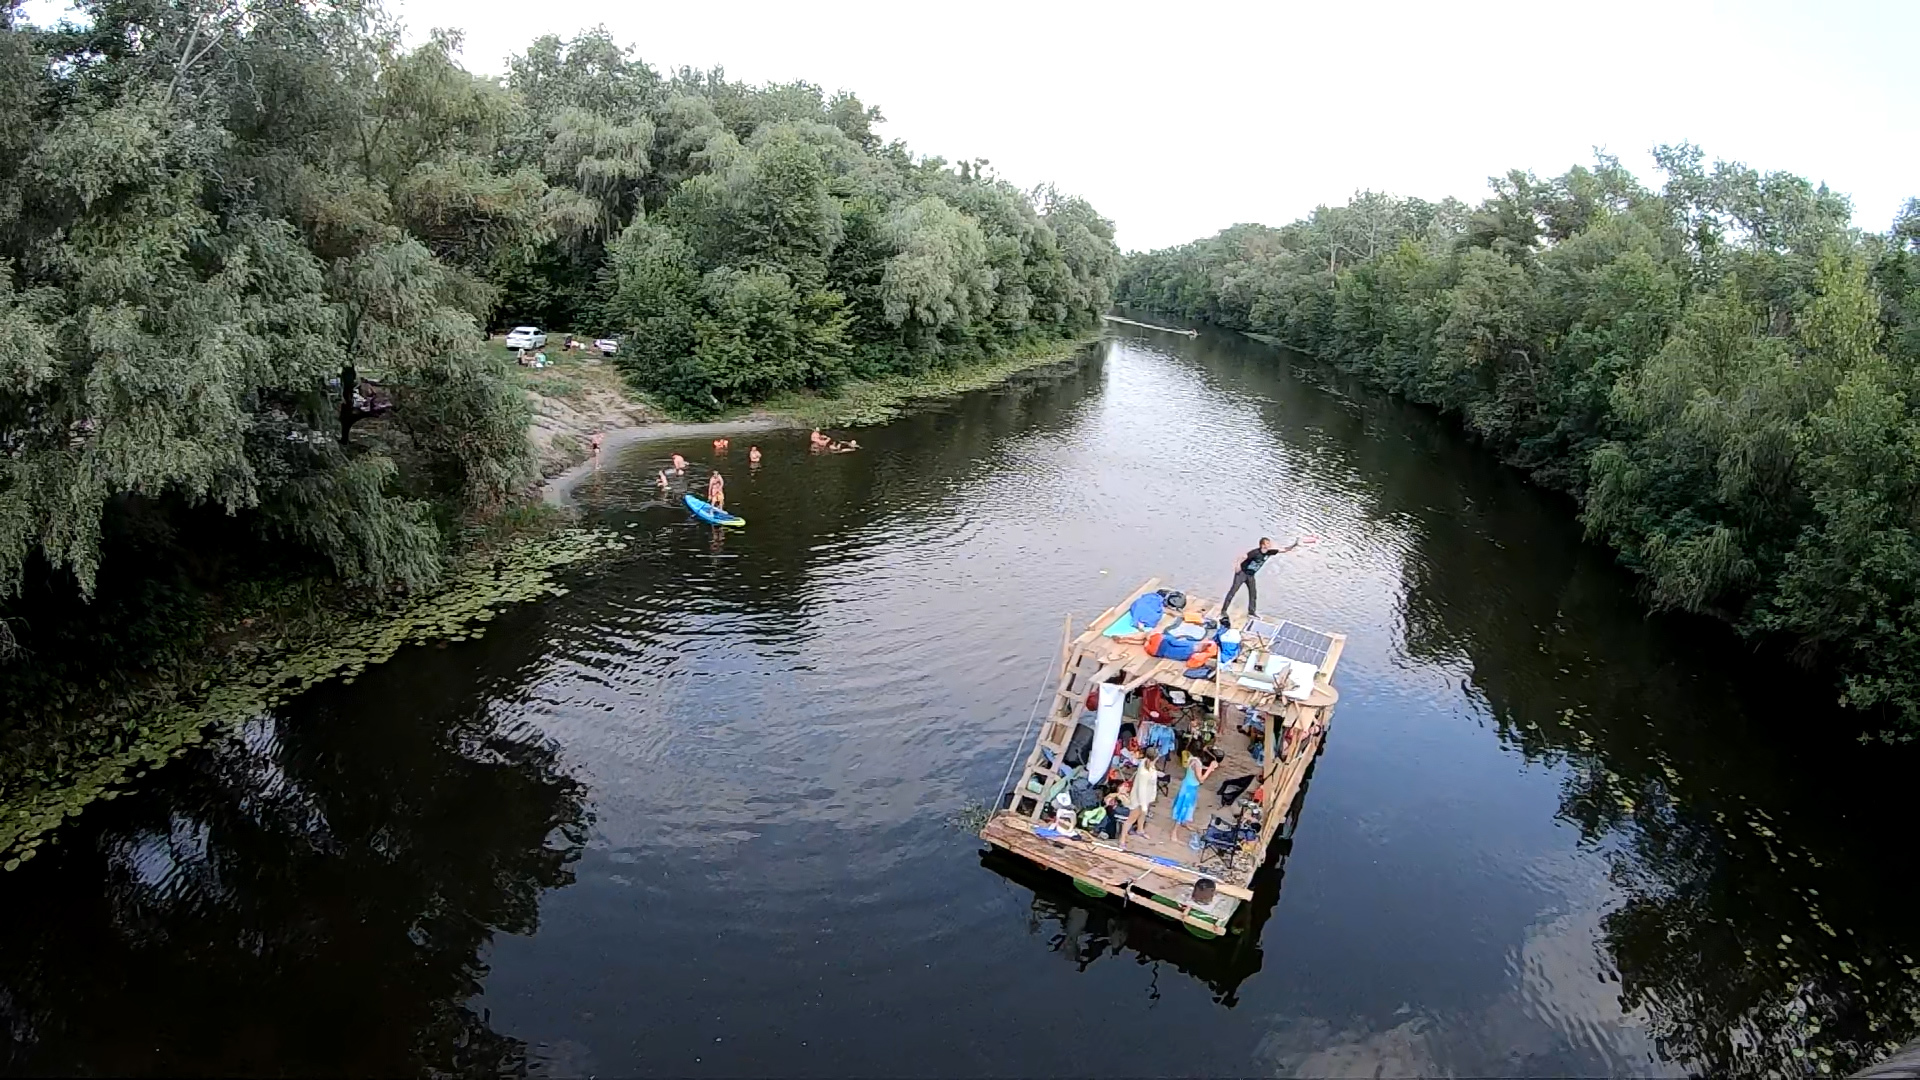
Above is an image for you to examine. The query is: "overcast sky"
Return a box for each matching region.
[27,0,1920,251]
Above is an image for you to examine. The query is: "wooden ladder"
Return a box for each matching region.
[1015,632,1110,819]
[1007,579,1162,821]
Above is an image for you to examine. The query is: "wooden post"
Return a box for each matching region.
[1213,631,1226,724]
[1320,633,1347,680]
[1263,701,1276,776]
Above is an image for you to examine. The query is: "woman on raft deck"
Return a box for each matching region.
[1169,746,1221,840]
[1119,750,1161,850]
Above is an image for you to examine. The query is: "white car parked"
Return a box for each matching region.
[504,326,547,350]
[593,338,619,356]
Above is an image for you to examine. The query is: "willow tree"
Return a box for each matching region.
[0,0,536,607]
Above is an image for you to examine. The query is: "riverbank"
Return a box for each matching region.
[530,330,1102,503]
[756,331,1105,427]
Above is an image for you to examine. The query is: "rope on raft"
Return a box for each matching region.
[994,648,1060,811]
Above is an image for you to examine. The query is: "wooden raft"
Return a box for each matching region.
[981,578,1343,934]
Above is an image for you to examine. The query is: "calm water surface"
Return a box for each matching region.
[3,323,1917,1077]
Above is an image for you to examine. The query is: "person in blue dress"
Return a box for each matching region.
[1169,746,1221,842]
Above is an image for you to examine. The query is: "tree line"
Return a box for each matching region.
[1119,150,1920,737]
[0,0,1116,714]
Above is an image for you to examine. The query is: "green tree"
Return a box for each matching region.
[1118,151,1920,737]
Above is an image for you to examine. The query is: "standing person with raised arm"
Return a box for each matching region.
[1221,535,1316,619]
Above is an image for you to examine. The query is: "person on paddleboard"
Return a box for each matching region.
[1221,535,1317,619]
[707,470,725,510]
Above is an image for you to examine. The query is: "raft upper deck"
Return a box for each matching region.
[1063,578,1341,713]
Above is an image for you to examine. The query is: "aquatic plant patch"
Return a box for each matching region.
[0,528,626,869]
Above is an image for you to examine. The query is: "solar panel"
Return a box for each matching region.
[1269,621,1335,670]
[1240,616,1283,643]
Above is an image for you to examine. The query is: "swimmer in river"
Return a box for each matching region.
[706,470,725,509]
[748,445,762,464]
[671,453,686,474]
[809,428,831,449]
[713,438,729,452]
[657,469,670,491]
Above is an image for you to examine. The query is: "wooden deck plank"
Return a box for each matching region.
[981,815,1256,902]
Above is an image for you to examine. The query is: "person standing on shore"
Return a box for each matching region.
[1221,535,1316,619]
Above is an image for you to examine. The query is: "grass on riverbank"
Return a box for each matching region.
[756,331,1103,428]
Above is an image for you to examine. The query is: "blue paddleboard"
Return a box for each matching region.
[683,493,745,527]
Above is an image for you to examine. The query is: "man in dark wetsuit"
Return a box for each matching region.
[1221,536,1301,619]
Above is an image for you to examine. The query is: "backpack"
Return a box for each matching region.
[1063,722,1096,768]
[1069,777,1099,809]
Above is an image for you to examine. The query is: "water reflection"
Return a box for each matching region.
[0,629,589,1076]
[0,324,1915,1078]
[1157,315,1920,1076]
[980,818,1297,1008]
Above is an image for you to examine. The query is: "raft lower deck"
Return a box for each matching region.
[981,720,1323,931]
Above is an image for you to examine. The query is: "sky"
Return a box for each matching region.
[22,0,1920,251]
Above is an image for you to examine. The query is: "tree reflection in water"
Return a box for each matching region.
[0,657,589,1076]
[1167,329,1920,1076]
[1363,366,1920,1077]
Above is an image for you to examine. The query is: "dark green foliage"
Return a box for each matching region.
[0,0,1116,725]
[1120,151,1920,737]
[578,80,1116,413]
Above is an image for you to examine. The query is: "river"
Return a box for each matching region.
[2,321,1916,1077]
